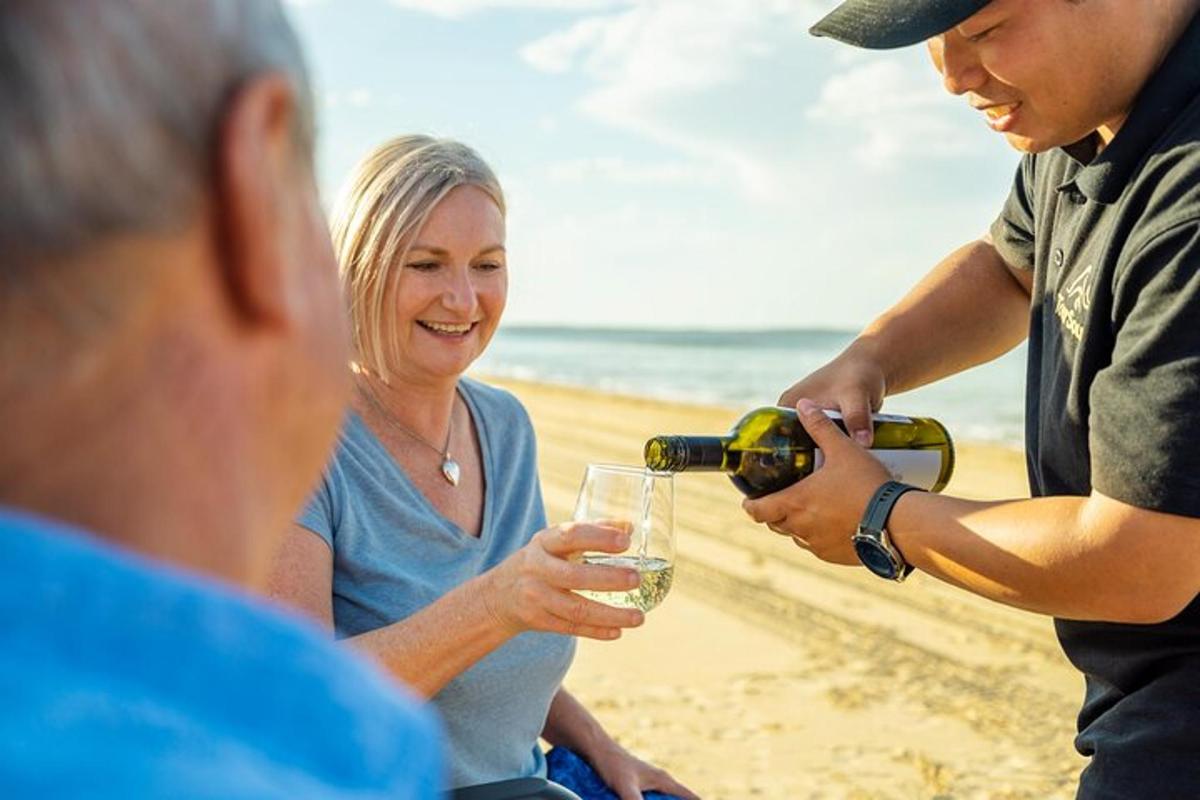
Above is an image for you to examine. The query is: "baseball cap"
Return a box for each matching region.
[810,0,993,49]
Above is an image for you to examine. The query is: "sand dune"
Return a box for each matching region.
[485,376,1085,800]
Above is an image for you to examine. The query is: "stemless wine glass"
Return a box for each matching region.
[572,463,675,613]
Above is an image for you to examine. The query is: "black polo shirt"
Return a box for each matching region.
[989,10,1200,798]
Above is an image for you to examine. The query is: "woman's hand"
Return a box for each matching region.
[589,740,701,800]
[480,522,645,640]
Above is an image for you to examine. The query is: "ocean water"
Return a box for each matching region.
[471,327,1027,447]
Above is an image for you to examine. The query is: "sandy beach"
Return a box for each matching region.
[484,376,1086,800]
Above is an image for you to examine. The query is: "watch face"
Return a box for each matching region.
[854,536,899,580]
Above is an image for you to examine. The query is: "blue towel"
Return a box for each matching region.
[545,747,684,800]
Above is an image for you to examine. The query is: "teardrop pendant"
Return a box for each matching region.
[441,457,461,486]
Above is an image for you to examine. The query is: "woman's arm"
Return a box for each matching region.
[542,688,699,800]
[541,688,610,765]
[268,522,646,698]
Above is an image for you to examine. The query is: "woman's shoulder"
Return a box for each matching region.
[324,412,375,466]
[313,411,391,496]
[459,377,533,430]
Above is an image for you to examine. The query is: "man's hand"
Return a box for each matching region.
[742,399,892,563]
[778,349,886,447]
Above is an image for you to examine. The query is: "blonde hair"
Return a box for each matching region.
[329,135,505,381]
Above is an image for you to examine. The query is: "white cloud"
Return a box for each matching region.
[520,0,821,200]
[521,16,610,73]
[521,3,754,90]
[546,156,722,186]
[808,58,983,169]
[513,0,996,190]
[322,88,376,109]
[386,0,628,19]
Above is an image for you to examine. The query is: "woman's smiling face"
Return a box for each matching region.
[388,184,507,383]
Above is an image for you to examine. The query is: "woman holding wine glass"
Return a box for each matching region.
[267,135,696,800]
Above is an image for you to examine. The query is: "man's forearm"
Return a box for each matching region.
[890,490,1200,624]
[854,238,1032,396]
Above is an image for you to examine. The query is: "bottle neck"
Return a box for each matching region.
[644,435,729,472]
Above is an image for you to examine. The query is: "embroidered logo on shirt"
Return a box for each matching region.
[1055,263,1094,342]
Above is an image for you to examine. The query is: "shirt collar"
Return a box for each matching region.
[1064,8,1200,204]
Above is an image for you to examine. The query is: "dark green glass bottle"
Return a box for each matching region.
[644,406,954,499]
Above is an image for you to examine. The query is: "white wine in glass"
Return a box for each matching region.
[572,464,675,613]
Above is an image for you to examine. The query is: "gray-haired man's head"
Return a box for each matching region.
[0,0,351,586]
[0,0,315,270]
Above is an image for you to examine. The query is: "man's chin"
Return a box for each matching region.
[1002,131,1056,155]
[1002,124,1096,156]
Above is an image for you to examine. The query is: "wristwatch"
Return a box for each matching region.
[853,480,921,582]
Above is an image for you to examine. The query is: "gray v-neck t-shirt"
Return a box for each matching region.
[298,377,575,789]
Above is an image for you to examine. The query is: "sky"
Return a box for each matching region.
[285,0,1021,330]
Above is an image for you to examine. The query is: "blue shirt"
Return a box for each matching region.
[299,378,575,789]
[0,508,442,799]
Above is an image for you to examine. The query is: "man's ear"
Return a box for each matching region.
[213,73,303,328]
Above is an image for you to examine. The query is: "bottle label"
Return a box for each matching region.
[826,409,915,425]
[773,407,916,425]
[813,449,944,490]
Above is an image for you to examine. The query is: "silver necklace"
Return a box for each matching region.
[359,381,461,487]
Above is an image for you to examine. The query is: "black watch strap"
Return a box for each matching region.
[862,480,921,578]
[863,480,920,532]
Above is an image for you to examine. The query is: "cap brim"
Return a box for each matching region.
[810,0,992,50]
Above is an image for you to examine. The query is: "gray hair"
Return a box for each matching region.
[0,0,315,270]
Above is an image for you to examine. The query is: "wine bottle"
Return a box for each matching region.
[644,406,954,498]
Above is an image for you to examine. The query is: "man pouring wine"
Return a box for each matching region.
[741,0,1200,796]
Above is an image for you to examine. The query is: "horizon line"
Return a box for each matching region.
[496,322,861,335]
